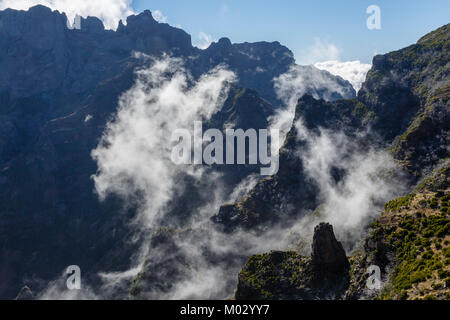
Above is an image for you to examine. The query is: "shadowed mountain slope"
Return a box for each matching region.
[230,24,449,300]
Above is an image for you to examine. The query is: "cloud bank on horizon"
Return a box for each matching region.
[297,38,372,92]
[314,60,372,92]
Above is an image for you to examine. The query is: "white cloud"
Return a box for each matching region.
[298,38,341,65]
[42,55,402,299]
[195,32,216,50]
[92,54,236,228]
[271,64,355,140]
[296,38,372,91]
[269,63,359,165]
[0,0,134,30]
[314,60,372,92]
[293,120,405,244]
[274,64,354,106]
[271,70,406,247]
[152,9,167,23]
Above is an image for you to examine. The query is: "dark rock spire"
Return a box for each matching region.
[311,222,350,278]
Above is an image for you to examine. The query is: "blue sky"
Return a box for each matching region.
[1,0,448,64]
[133,0,450,64]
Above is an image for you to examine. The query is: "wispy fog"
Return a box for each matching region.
[92,53,235,228]
[40,54,404,300]
[294,120,405,246]
[315,60,372,92]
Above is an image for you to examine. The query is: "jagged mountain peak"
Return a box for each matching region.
[235,222,350,300]
[122,9,163,30]
[0,4,355,104]
[80,16,105,32]
[217,37,233,47]
[311,223,350,275]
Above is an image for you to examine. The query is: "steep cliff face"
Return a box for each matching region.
[0,5,355,169]
[211,94,359,233]
[1,5,446,301]
[0,5,69,97]
[347,164,449,300]
[0,5,358,299]
[359,24,449,139]
[0,73,273,299]
[231,24,449,300]
[360,24,450,175]
[0,6,194,98]
[235,166,449,301]
[0,6,354,103]
[215,24,449,234]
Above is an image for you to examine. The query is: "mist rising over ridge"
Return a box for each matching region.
[0,5,356,299]
[0,4,448,302]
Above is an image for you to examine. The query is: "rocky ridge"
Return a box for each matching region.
[231,24,450,300]
[214,23,450,234]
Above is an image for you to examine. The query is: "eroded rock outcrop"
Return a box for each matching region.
[235,223,350,300]
[311,223,350,278]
